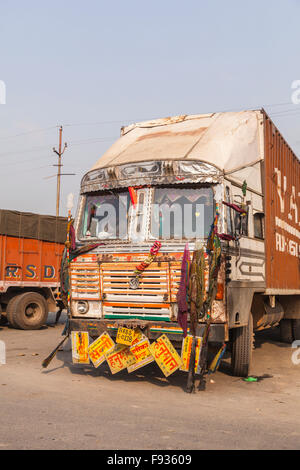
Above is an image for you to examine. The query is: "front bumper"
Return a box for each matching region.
[69,318,227,345]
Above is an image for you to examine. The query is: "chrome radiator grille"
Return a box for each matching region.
[101,262,172,320]
[70,263,100,300]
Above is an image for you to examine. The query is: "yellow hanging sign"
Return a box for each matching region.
[150,334,182,377]
[128,338,154,373]
[116,327,135,346]
[88,332,115,368]
[180,335,202,374]
[71,331,90,364]
[106,344,136,375]
[131,328,145,346]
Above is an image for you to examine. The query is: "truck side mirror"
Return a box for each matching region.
[234,203,250,237]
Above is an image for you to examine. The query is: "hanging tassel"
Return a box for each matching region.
[197,321,211,391]
[128,187,138,207]
[208,343,226,374]
[177,243,191,338]
[185,336,197,393]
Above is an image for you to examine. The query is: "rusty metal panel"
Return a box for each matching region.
[264,111,300,290]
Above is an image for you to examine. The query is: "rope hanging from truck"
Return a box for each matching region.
[197,205,223,390]
[188,248,206,336]
[185,204,223,392]
[60,217,104,309]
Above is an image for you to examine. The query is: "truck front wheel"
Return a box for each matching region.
[292,320,300,340]
[230,313,253,377]
[10,292,48,330]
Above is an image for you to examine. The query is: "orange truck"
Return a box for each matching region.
[0,210,67,329]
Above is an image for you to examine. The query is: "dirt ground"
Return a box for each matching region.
[0,312,300,450]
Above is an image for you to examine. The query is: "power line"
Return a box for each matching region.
[61,105,299,125]
[1,105,300,164]
[1,164,52,178]
[0,145,56,159]
[63,118,147,127]
[268,108,300,118]
[0,136,115,161]
[0,103,298,141]
[263,101,297,108]
[68,137,117,146]
[0,135,116,157]
[0,154,53,168]
[0,125,59,141]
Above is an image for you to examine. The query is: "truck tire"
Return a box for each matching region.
[292,320,300,341]
[280,319,294,343]
[6,295,22,328]
[231,313,253,377]
[0,315,8,326]
[0,304,7,325]
[10,292,48,330]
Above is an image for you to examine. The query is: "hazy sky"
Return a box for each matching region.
[1,0,300,217]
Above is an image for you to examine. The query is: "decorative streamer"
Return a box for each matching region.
[222,200,247,215]
[128,187,138,207]
[177,243,191,338]
[209,344,227,374]
[129,241,162,289]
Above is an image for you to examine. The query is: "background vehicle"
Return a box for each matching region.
[0,210,67,329]
[68,109,300,376]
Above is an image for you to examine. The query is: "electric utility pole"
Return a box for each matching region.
[53,126,68,217]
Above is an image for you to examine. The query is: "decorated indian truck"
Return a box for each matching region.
[67,109,300,378]
[0,210,67,329]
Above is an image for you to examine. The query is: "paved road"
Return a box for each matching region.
[1,313,300,450]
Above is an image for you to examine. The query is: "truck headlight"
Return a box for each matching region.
[77,301,89,315]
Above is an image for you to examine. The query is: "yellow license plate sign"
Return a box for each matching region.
[150,334,182,377]
[88,332,115,368]
[131,328,145,346]
[116,327,135,346]
[180,335,202,374]
[128,338,154,373]
[106,344,135,374]
[71,331,90,364]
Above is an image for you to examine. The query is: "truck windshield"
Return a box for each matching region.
[80,191,130,240]
[79,186,214,242]
[151,186,214,239]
